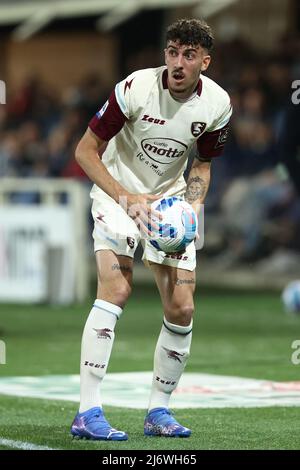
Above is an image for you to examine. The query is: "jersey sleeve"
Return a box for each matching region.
[197,99,232,159]
[88,73,136,141]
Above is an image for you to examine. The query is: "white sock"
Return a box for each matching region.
[148,317,193,412]
[79,299,122,413]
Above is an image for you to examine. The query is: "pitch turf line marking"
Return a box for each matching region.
[1,372,300,408]
[0,438,57,450]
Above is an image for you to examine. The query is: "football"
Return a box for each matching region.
[282,280,300,314]
[149,196,198,253]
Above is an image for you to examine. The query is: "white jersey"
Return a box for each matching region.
[89,66,232,200]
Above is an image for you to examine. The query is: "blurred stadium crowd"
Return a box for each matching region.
[1,34,300,273]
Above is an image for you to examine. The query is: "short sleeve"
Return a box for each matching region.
[88,73,136,141]
[197,101,232,158]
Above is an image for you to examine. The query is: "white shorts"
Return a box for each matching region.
[91,190,196,272]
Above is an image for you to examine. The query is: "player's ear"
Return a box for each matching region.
[164,48,168,64]
[201,55,211,72]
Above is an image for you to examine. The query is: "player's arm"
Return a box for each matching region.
[75,128,161,234]
[75,128,128,203]
[185,156,211,214]
[187,95,232,212]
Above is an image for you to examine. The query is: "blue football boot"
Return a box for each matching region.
[144,407,191,437]
[71,407,128,441]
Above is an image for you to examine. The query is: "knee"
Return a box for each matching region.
[98,282,132,308]
[114,284,132,307]
[164,302,194,326]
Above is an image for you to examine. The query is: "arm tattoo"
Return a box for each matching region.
[185,176,208,204]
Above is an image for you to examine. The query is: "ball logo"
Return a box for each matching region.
[141,138,187,165]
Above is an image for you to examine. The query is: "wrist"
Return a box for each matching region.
[191,201,203,215]
[113,186,130,205]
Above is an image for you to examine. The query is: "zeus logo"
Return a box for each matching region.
[291,80,300,105]
[142,115,166,125]
[0,80,6,104]
[124,78,134,94]
[84,361,105,369]
[156,376,176,385]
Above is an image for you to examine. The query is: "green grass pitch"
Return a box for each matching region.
[0,285,300,450]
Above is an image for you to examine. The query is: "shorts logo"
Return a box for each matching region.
[215,127,229,148]
[127,237,135,249]
[191,122,206,137]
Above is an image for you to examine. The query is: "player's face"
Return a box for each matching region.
[164,41,211,99]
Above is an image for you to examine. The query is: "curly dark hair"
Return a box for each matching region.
[166,18,214,52]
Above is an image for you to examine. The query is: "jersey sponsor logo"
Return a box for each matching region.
[191,122,206,137]
[141,138,187,165]
[215,127,229,148]
[96,100,109,119]
[142,114,166,125]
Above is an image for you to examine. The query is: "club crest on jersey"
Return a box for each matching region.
[191,122,206,137]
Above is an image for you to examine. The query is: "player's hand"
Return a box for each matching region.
[120,193,163,236]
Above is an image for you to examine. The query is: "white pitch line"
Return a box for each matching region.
[0,438,57,450]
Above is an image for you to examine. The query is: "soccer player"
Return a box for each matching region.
[71,18,231,440]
